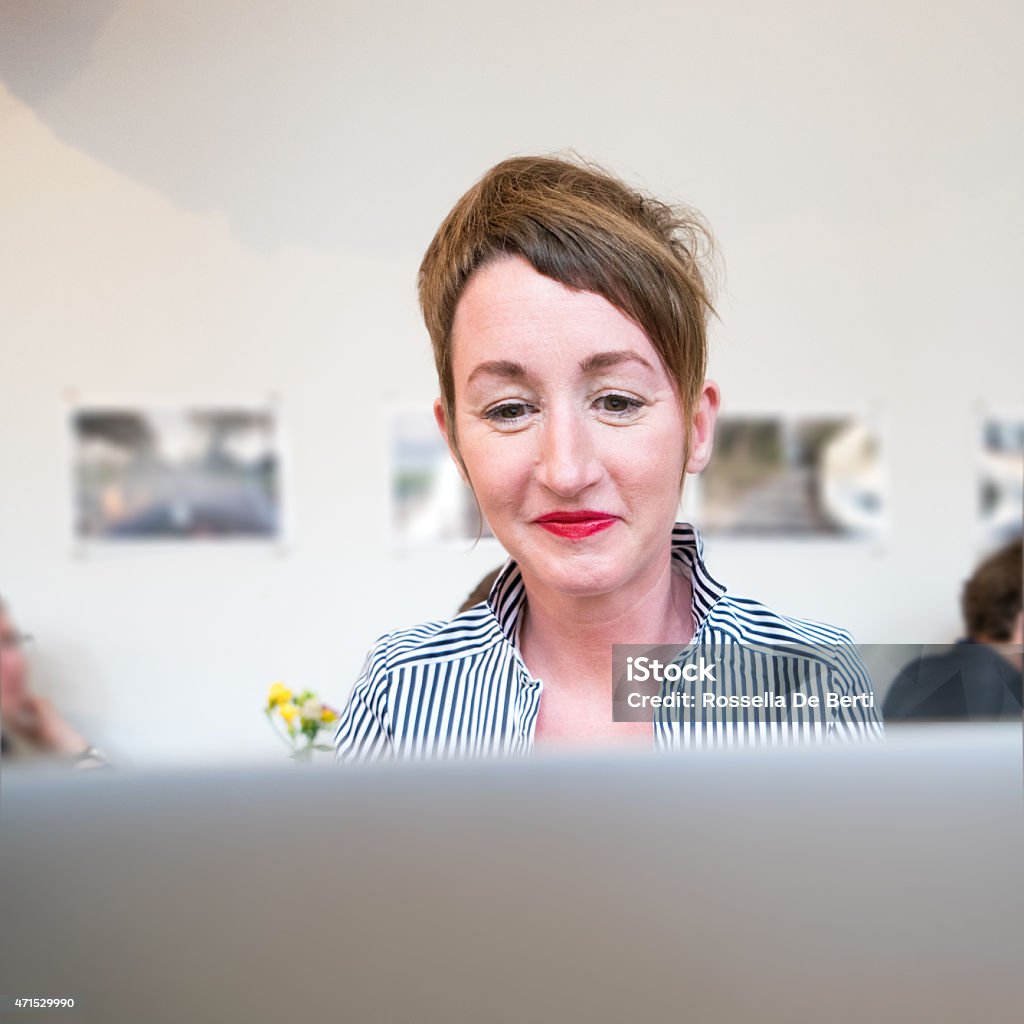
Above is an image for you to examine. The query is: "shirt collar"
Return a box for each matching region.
[485,521,727,648]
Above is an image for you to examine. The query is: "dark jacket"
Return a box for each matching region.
[882,640,1023,722]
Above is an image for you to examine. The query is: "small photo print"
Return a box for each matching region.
[696,416,884,538]
[979,415,1024,548]
[72,406,281,540]
[390,408,492,546]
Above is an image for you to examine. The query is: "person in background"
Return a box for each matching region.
[0,595,108,767]
[883,537,1023,721]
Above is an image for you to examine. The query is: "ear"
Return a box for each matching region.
[433,398,470,486]
[685,379,721,474]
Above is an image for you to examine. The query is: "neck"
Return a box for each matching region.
[973,634,1024,670]
[517,551,694,685]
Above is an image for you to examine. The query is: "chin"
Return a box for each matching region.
[530,558,626,598]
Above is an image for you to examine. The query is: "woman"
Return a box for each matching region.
[0,596,107,767]
[334,154,882,761]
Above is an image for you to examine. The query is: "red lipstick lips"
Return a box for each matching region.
[534,510,618,540]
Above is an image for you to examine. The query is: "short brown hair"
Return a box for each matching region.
[961,537,1023,640]
[417,153,718,490]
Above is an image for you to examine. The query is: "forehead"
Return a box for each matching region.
[450,255,663,379]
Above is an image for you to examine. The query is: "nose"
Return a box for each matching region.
[533,405,604,498]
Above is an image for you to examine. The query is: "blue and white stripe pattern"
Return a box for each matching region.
[333,522,884,761]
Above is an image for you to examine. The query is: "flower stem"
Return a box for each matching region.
[264,710,297,751]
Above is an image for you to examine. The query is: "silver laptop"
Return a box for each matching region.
[2,725,1022,1023]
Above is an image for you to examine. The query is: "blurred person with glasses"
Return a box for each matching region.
[0,596,107,766]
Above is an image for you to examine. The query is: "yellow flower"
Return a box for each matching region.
[278,703,298,724]
[267,682,293,710]
[320,706,338,723]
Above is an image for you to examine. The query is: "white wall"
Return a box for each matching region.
[1,0,1021,764]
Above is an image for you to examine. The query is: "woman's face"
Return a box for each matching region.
[436,255,718,600]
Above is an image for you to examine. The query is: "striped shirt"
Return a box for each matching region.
[333,522,884,761]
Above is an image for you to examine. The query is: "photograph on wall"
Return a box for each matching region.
[390,407,493,547]
[693,415,884,538]
[72,405,281,540]
[979,414,1024,549]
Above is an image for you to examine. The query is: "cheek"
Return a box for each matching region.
[611,422,686,490]
[458,419,536,516]
[457,430,533,512]
[614,453,681,520]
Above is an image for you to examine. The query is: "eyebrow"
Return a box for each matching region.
[466,350,656,386]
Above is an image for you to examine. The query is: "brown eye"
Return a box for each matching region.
[483,402,535,426]
[597,394,644,417]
